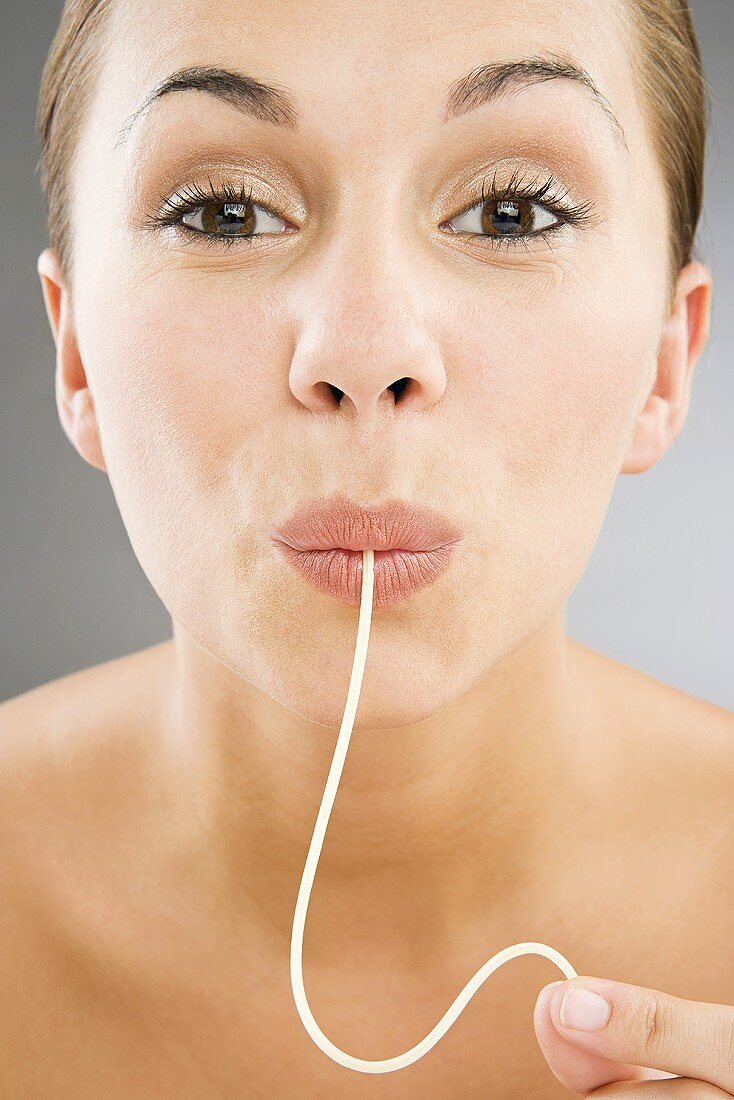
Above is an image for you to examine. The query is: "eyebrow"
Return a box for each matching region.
[112,52,629,155]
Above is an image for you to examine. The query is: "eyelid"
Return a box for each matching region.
[458,166,594,222]
[436,166,598,254]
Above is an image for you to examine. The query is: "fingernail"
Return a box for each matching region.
[559,985,611,1031]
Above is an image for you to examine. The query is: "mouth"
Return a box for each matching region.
[270,494,463,607]
[272,543,460,607]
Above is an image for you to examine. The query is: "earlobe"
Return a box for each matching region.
[619,261,713,476]
[56,376,107,474]
[36,247,107,474]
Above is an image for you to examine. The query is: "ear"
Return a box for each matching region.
[36,247,107,473]
[620,260,713,475]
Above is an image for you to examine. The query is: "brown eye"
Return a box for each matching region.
[181,199,287,239]
[448,196,560,240]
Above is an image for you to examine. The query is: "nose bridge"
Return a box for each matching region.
[328,233,413,348]
[304,164,427,352]
[286,148,448,422]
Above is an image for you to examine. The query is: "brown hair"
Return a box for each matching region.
[36,0,710,305]
[36,0,112,295]
[624,0,711,307]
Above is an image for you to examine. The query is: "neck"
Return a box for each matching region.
[158,611,602,970]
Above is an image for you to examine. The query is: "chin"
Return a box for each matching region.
[281,677,454,732]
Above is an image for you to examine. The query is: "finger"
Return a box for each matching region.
[588,1078,732,1097]
[534,981,678,1094]
[543,976,734,1095]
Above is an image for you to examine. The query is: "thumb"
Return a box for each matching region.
[533,979,679,1095]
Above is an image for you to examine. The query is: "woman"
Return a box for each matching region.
[1,0,731,1094]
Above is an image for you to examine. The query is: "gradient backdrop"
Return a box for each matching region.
[1,0,732,707]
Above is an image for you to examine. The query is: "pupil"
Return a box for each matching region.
[217,202,248,234]
[491,200,523,235]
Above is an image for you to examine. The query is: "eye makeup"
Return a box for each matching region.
[132,157,600,258]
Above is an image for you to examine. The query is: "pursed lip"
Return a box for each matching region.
[270,493,464,553]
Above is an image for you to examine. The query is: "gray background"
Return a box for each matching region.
[1,1,732,708]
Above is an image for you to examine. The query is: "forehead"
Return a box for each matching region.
[100,0,639,155]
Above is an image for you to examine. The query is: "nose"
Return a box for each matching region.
[287,236,447,425]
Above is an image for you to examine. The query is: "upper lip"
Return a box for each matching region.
[271,494,464,552]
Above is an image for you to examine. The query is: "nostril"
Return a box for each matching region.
[389,377,410,400]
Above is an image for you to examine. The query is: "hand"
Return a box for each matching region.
[533,975,734,1096]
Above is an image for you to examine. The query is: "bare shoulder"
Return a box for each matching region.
[568,634,734,746]
[0,638,173,745]
[0,642,178,1086]
[566,637,734,1001]
[0,638,175,905]
[569,635,734,870]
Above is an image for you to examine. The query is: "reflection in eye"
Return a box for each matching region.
[137,165,597,254]
[181,195,288,239]
[448,194,558,238]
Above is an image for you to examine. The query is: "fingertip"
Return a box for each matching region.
[536,979,567,1009]
[534,980,568,1028]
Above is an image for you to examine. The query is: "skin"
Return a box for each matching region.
[5,0,731,1093]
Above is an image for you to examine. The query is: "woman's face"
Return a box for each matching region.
[58,0,677,727]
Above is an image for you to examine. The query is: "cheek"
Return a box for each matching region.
[78,273,282,619]
[452,263,660,603]
[92,278,278,458]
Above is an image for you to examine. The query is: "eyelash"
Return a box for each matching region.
[139,166,597,255]
[448,166,597,254]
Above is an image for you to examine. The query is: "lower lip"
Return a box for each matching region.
[273,542,459,607]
